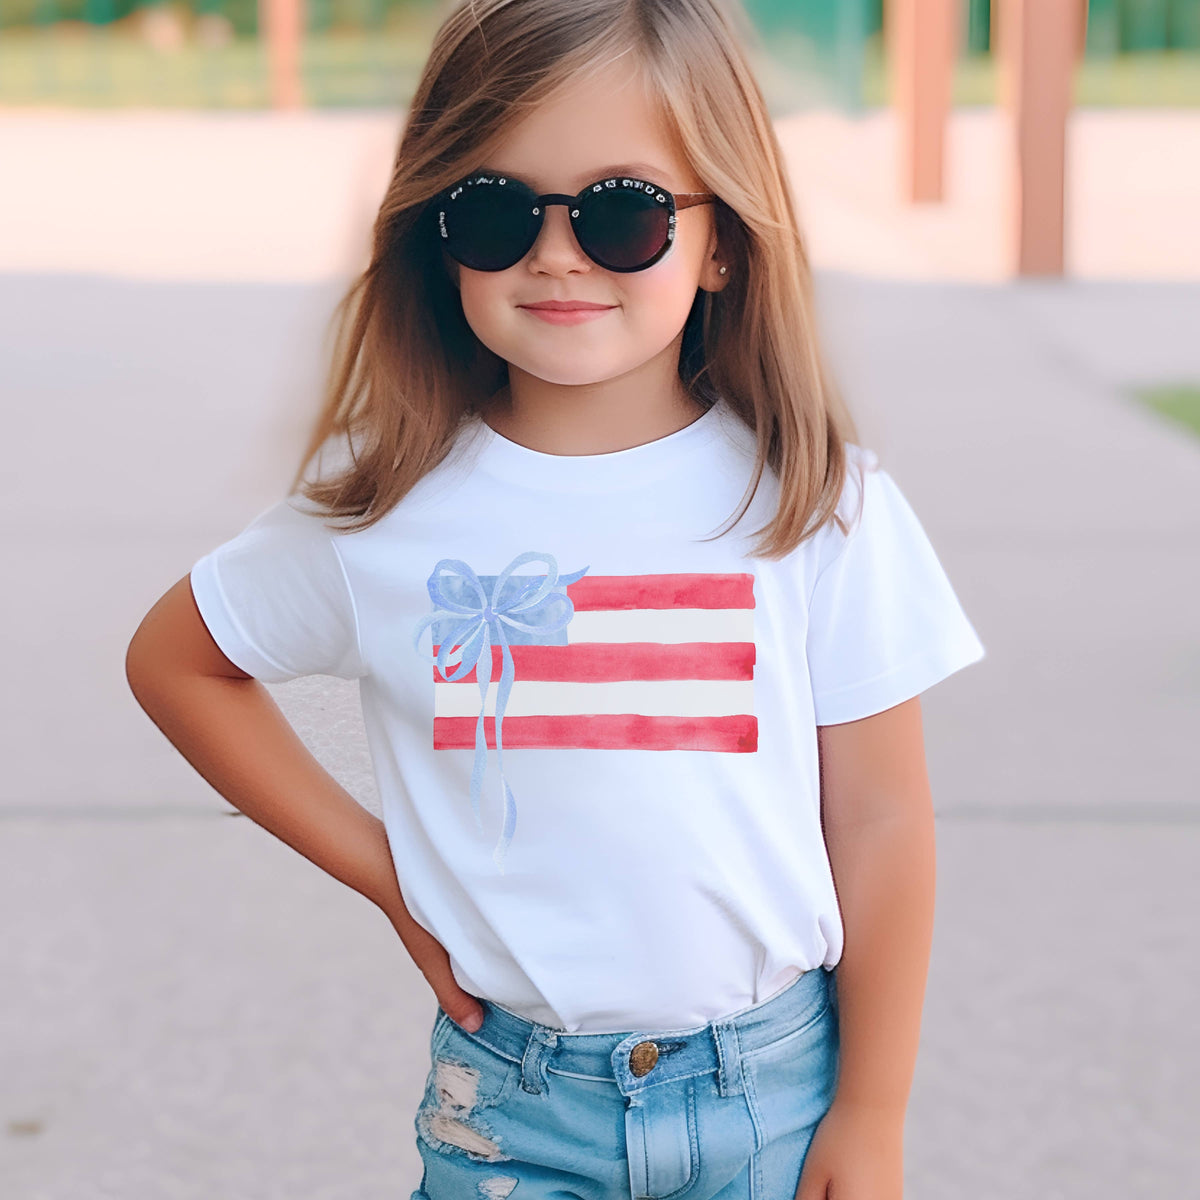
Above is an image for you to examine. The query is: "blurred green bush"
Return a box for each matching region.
[0,0,442,35]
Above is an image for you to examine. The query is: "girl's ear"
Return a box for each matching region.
[700,252,731,294]
[699,219,731,293]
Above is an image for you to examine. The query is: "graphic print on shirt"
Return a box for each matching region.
[412,551,758,873]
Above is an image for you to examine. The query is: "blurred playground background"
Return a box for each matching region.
[3,0,1200,109]
[4,1,1199,334]
[4,0,1200,108]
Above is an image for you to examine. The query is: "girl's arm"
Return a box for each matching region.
[125,575,487,1031]
[796,695,937,1200]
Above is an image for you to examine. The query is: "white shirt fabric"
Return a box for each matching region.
[190,398,986,1034]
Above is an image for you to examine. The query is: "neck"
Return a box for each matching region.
[481,354,708,456]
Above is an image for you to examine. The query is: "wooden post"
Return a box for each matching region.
[887,0,958,203]
[262,0,304,109]
[997,0,1088,275]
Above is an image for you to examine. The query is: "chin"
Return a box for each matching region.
[524,370,612,388]
[509,357,628,387]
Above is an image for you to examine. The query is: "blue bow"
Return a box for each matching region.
[412,552,589,873]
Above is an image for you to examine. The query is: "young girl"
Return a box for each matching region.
[127,1,986,1197]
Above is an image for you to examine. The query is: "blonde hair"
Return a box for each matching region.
[291,0,863,559]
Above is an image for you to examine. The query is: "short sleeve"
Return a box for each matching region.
[806,448,986,725]
[189,498,366,683]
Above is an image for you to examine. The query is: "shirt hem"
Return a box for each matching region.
[189,552,294,683]
[812,634,986,726]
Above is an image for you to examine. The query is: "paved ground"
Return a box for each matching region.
[2,109,1198,1198]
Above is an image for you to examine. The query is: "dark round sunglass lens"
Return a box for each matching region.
[440,181,537,272]
[575,188,670,271]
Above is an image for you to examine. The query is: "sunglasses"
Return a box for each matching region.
[432,171,717,273]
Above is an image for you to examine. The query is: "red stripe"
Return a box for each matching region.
[431,642,755,682]
[565,574,755,611]
[433,714,758,752]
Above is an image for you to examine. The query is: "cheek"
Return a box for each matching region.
[625,253,701,319]
[458,278,506,336]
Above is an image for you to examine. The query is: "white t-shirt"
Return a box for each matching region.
[190,398,985,1033]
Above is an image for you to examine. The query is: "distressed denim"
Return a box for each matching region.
[411,965,840,1200]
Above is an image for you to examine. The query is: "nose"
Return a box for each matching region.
[526,201,591,273]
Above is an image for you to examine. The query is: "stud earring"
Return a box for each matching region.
[719,266,727,275]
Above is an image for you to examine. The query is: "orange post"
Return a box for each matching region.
[997,0,1088,275]
[261,0,305,110]
[887,0,958,203]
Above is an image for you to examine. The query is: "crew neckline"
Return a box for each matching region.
[469,397,728,491]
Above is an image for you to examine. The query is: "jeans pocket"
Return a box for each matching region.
[740,989,838,1149]
[416,1019,523,1162]
[430,1007,451,1055]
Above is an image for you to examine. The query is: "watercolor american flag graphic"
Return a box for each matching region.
[423,562,758,753]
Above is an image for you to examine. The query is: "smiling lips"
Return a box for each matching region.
[522,300,614,310]
[520,300,617,325]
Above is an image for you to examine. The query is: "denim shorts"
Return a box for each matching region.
[411,965,840,1200]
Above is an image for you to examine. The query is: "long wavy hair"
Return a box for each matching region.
[290,0,863,559]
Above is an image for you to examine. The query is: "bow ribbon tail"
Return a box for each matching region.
[491,632,519,874]
[468,622,493,837]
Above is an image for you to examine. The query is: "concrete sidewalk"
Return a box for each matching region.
[2,109,1198,1199]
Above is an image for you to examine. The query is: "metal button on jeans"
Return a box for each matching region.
[629,1041,659,1076]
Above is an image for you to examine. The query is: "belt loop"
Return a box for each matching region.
[519,1026,559,1095]
[711,1020,744,1097]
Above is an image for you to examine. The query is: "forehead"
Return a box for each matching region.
[479,58,693,193]
[478,159,681,193]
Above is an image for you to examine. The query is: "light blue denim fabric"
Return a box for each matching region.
[411,965,840,1200]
